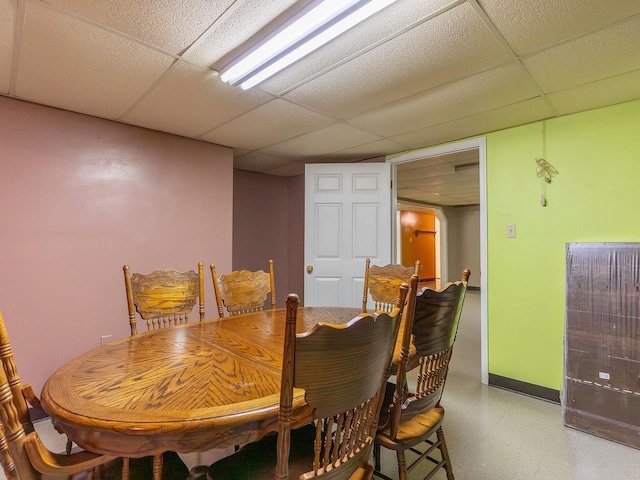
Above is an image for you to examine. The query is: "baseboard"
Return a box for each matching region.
[488,374,561,404]
[467,285,480,291]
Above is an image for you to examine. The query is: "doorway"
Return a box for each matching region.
[387,137,487,384]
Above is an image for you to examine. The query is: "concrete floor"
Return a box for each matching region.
[14,291,640,479]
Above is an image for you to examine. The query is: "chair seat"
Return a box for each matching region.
[376,406,445,447]
[376,381,445,448]
[207,425,373,480]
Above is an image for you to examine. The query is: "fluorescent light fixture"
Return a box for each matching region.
[220,0,399,90]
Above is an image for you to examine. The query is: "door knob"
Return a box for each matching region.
[306,265,313,274]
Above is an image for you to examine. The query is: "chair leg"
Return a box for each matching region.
[396,450,408,480]
[121,458,130,480]
[374,442,381,471]
[436,426,454,480]
[153,454,163,480]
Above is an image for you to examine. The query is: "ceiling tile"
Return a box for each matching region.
[234,148,251,157]
[349,62,540,137]
[260,124,382,159]
[199,99,336,150]
[397,163,456,182]
[478,0,640,55]
[0,0,16,94]
[259,0,456,94]
[122,61,272,138]
[396,150,480,173]
[263,160,306,177]
[547,69,640,116]
[42,0,235,54]
[234,151,296,173]
[16,0,174,119]
[330,139,410,159]
[391,97,554,148]
[282,2,510,119]
[522,16,640,93]
[183,0,302,68]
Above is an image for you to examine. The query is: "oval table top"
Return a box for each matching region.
[41,307,370,457]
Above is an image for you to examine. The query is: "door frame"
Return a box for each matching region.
[387,137,488,384]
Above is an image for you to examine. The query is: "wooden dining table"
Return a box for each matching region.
[41,306,413,476]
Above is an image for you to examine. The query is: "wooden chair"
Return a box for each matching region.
[124,262,205,335]
[0,309,118,479]
[210,260,276,318]
[362,258,420,313]
[373,269,470,480]
[207,285,408,480]
[0,311,190,480]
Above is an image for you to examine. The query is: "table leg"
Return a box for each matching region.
[153,454,163,480]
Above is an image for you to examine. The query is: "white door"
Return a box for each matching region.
[304,163,391,307]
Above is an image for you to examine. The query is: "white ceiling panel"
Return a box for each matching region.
[122,60,272,138]
[16,0,174,119]
[349,62,540,137]
[183,0,303,68]
[283,2,510,118]
[522,15,640,94]
[2,0,640,205]
[547,69,640,116]
[263,160,306,177]
[199,98,336,150]
[392,97,554,148]
[233,151,296,173]
[259,0,456,95]
[0,0,16,94]
[396,150,480,174]
[330,139,410,160]
[478,0,640,55]
[260,123,382,158]
[42,0,235,55]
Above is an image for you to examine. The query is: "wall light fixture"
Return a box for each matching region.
[220,0,399,90]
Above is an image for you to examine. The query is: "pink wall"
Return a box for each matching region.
[286,175,305,304]
[232,171,305,306]
[0,97,234,393]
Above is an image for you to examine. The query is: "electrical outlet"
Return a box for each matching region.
[506,224,516,238]
[100,335,112,346]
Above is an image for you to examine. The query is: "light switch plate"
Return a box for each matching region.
[506,224,516,238]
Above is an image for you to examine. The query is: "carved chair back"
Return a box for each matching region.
[386,270,469,439]
[210,260,276,318]
[124,262,205,335]
[276,286,407,479]
[362,258,420,313]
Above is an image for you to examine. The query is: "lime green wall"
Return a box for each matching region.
[486,99,640,390]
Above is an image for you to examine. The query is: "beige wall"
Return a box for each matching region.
[0,97,234,393]
[442,205,480,287]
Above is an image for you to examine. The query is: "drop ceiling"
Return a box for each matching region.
[2,0,639,198]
